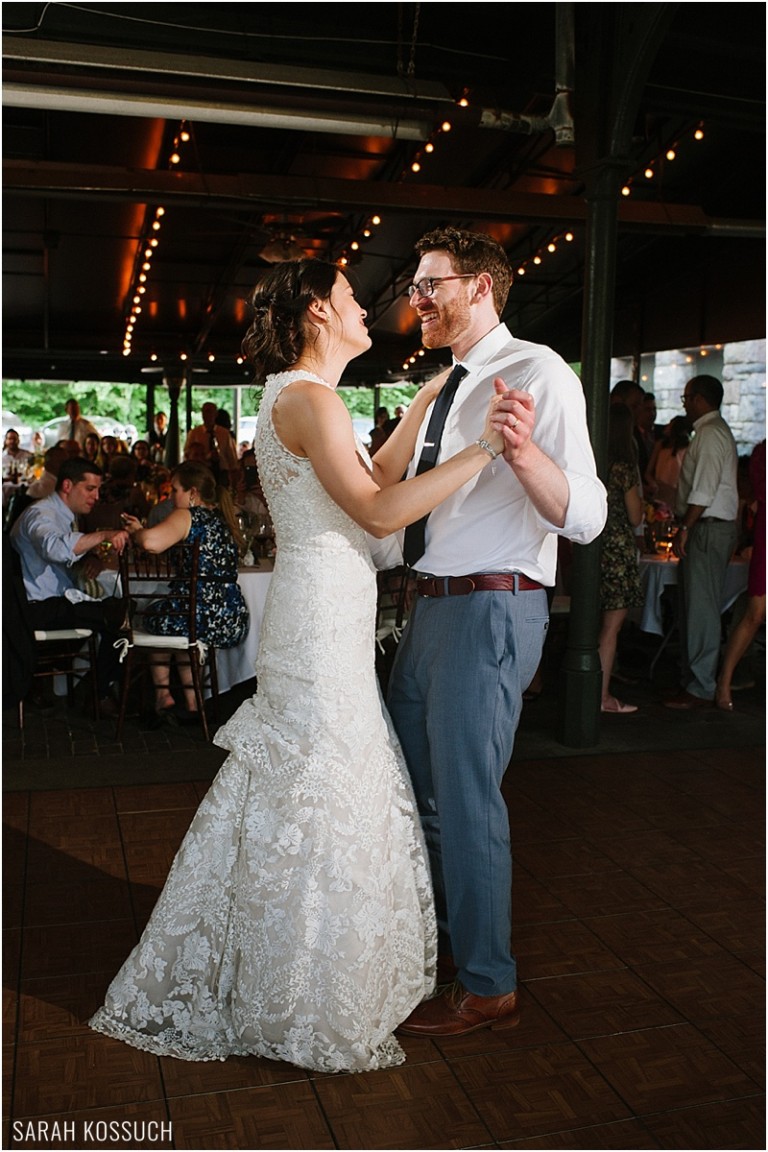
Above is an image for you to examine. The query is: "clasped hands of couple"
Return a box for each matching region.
[424,368,534,460]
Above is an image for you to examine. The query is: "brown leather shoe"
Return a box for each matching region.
[397,980,520,1037]
[663,690,712,710]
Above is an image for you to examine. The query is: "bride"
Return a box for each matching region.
[90,259,507,1073]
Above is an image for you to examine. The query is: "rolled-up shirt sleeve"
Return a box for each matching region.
[27,513,81,567]
[528,359,607,545]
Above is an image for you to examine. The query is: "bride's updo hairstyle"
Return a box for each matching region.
[242,259,340,386]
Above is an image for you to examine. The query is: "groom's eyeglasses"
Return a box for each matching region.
[406,275,476,300]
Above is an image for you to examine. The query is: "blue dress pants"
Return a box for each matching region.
[387,585,548,997]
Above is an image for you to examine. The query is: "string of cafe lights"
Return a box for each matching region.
[336,95,469,268]
[620,121,706,197]
[121,120,191,360]
[121,121,248,371]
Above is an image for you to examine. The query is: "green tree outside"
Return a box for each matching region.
[2,379,422,439]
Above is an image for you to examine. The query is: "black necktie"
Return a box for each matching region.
[403,363,468,569]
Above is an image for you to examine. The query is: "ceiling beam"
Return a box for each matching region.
[1,83,433,141]
[4,160,764,236]
[2,35,453,104]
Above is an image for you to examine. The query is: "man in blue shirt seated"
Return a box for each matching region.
[11,457,131,714]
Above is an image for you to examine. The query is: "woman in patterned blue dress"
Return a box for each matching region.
[121,461,248,718]
[598,404,645,713]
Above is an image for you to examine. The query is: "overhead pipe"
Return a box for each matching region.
[477,2,574,145]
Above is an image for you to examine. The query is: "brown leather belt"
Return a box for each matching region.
[416,573,544,597]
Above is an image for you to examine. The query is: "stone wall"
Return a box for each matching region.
[610,340,765,455]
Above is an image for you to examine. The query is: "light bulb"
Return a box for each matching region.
[169,152,181,165]
[517,267,526,276]
[621,185,631,197]
[156,206,165,217]
[694,128,704,141]
[645,167,654,179]
[411,161,421,173]
[441,121,452,132]
[666,149,676,161]
[547,243,556,253]
[565,232,574,242]
[425,142,434,153]
[371,215,381,225]
[533,255,542,265]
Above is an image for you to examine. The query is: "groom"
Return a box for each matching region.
[389,227,606,1036]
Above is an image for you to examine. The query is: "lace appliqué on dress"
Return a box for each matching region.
[90,370,436,1073]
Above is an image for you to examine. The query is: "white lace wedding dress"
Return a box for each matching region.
[90,370,436,1073]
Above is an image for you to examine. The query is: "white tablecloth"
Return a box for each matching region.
[638,555,749,636]
[216,561,273,693]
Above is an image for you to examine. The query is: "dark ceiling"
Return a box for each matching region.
[2,2,765,390]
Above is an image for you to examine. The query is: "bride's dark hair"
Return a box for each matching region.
[242,259,341,386]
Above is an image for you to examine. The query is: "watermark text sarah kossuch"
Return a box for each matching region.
[11,1119,173,1145]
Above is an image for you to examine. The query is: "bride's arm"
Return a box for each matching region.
[274,378,504,538]
[368,368,451,488]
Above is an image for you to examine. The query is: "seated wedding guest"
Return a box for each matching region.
[130,439,154,482]
[236,449,269,522]
[119,461,248,721]
[25,447,67,501]
[3,429,32,475]
[82,432,102,468]
[83,456,150,531]
[57,438,82,458]
[10,457,130,713]
[100,435,119,465]
[147,469,175,526]
[369,406,391,455]
[5,446,68,532]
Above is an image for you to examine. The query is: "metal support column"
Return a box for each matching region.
[560,162,623,746]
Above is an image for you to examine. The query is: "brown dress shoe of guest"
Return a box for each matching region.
[397,980,520,1037]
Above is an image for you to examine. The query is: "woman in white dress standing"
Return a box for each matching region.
[90,259,508,1073]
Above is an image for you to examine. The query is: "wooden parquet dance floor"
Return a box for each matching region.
[4,739,764,1151]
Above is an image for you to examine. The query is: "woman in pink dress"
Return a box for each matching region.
[715,439,765,710]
